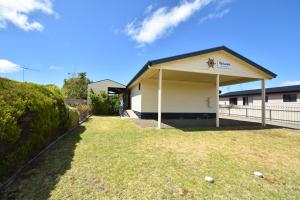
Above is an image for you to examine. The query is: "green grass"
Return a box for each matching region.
[2,116,300,199]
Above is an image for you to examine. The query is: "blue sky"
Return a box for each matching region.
[0,0,300,93]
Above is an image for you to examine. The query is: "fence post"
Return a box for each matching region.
[246,108,248,118]
[270,109,272,121]
[229,107,231,116]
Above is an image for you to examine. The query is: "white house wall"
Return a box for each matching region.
[141,79,217,113]
[130,83,142,112]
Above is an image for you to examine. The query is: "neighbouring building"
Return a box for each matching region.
[220,85,300,107]
[87,79,126,103]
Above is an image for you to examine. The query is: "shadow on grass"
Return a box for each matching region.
[0,125,86,200]
[130,118,281,132]
[162,118,281,132]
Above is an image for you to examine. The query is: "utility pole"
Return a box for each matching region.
[23,67,25,82]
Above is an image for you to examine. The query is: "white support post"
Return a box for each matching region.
[216,74,220,128]
[158,69,162,129]
[261,79,266,127]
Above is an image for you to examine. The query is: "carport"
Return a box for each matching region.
[126,46,277,129]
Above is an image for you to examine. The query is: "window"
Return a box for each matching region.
[138,83,141,90]
[243,97,249,106]
[265,95,269,103]
[283,94,297,102]
[229,97,238,105]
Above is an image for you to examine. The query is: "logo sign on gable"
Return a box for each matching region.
[207,58,215,68]
[206,58,231,69]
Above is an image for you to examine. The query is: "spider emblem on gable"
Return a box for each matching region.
[207,58,215,68]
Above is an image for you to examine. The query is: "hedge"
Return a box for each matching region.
[89,91,120,115]
[66,106,80,129]
[0,78,79,181]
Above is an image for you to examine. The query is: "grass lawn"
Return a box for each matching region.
[1,116,300,199]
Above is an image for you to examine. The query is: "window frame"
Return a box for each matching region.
[243,96,249,106]
[283,94,297,102]
[265,95,269,103]
[229,97,238,105]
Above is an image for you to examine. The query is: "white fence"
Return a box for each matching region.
[220,105,300,124]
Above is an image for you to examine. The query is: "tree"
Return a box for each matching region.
[62,72,91,99]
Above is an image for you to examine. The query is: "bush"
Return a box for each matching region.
[89,91,120,115]
[0,78,79,181]
[65,101,91,121]
[75,103,90,121]
[66,106,80,129]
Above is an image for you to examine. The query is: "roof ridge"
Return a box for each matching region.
[90,79,126,87]
[127,46,277,87]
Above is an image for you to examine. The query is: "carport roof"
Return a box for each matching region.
[127,46,277,87]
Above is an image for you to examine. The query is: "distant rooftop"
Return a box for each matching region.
[220,85,300,97]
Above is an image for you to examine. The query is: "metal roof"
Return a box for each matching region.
[127,46,277,87]
[220,85,300,97]
[89,79,126,87]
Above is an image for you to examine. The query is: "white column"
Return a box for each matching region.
[216,74,220,128]
[261,79,266,127]
[158,69,162,129]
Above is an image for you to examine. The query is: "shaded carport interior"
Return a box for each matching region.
[139,69,267,128]
[129,70,279,130]
[108,87,126,94]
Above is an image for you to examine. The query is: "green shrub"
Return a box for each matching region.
[108,95,120,115]
[0,78,79,181]
[89,91,120,115]
[65,101,91,121]
[75,103,91,121]
[66,106,80,129]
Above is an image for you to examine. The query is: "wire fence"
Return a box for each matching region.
[220,105,300,124]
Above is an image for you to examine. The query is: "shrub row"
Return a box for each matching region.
[0,78,79,181]
[89,91,120,115]
[65,101,91,121]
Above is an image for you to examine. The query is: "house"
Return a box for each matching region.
[87,79,126,103]
[220,85,300,106]
[125,46,277,128]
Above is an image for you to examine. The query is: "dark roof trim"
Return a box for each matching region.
[90,79,126,87]
[220,85,300,97]
[127,46,277,87]
[127,62,150,87]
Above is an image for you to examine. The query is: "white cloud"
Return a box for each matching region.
[0,0,54,31]
[216,0,232,11]
[199,8,230,23]
[125,0,214,46]
[145,5,153,14]
[49,66,62,70]
[280,81,300,86]
[0,59,21,73]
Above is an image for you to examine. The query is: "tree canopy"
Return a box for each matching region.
[62,72,91,99]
